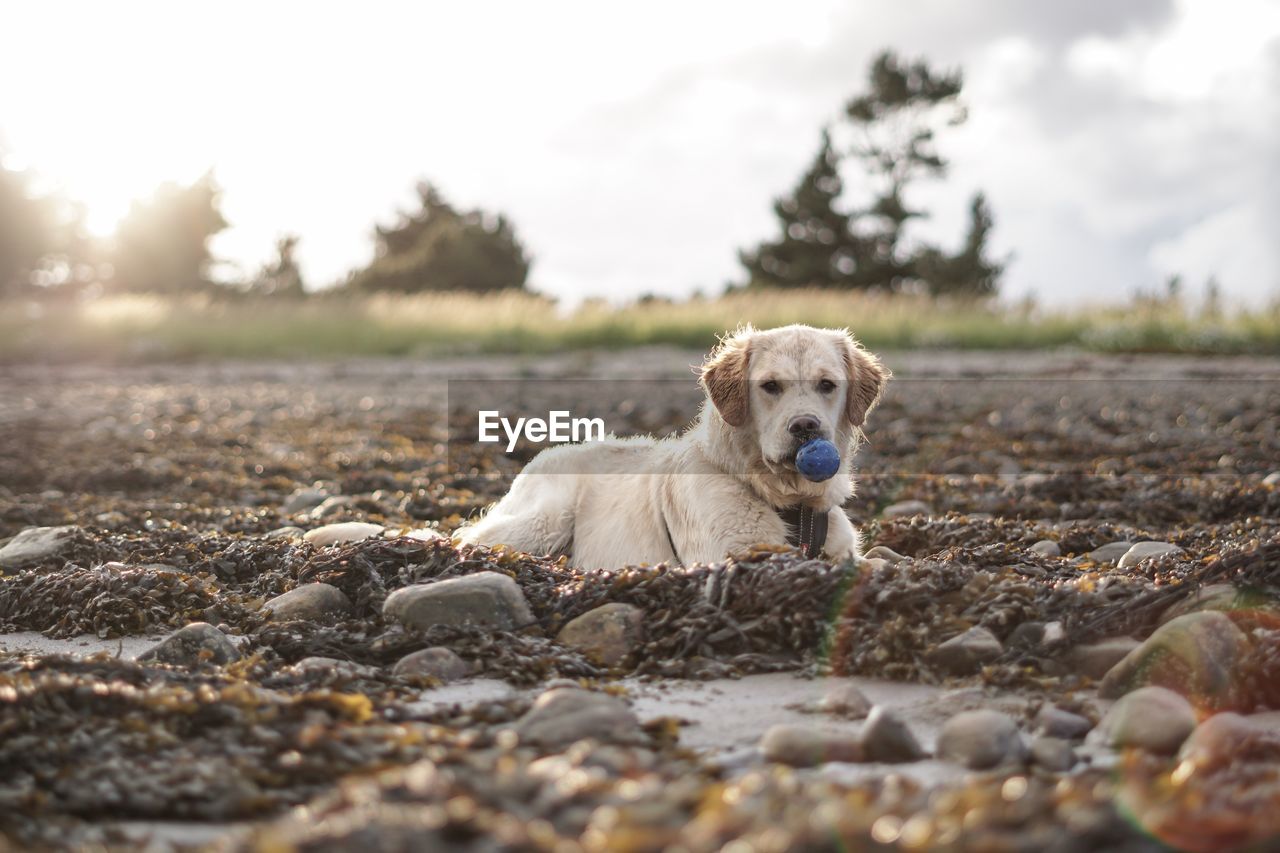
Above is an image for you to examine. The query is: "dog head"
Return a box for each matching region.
[700,324,890,471]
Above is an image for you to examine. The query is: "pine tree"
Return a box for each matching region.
[251,234,306,297]
[914,193,1005,297]
[739,131,863,288]
[109,174,228,293]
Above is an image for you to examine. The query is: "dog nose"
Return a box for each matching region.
[788,415,821,436]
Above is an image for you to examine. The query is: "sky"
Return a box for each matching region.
[2,0,1278,305]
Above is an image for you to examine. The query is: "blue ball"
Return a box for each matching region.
[795,438,840,482]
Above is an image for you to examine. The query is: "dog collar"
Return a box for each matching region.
[779,505,829,559]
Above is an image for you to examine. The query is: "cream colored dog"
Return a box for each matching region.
[454,325,889,569]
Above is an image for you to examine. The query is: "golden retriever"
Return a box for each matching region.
[454,325,890,569]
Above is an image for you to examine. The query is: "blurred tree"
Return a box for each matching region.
[250,234,306,297]
[108,173,227,293]
[350,182,530,293]
[740,50,1005,297]
[913,193,1004,297]
[0,158,59,295]
[739,130,864,288]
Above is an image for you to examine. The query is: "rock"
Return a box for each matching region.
[1158,583,1247,624]
[264,526,305,540]
[556,603,644,667]
[1262,471,1280,486]
[862,546,906,564]
[1068,637,1142,680]
[383,572,535,632]
[1034,705,1093,740]
[308,495,358,520]
[811,683,873,718]
[303,522,384,547]
[859,706,924,763]
[1117,541,1183,569]
[281,487,331,515]
[925,626,1003,675]
[760,724,863,767]
[1089,686,1195,754]
[1029,539,1061,557]
[1007,622,1046,650]
[263,583,351,621]
[1178,712,1280,769]
[138,622,241,666]
[392,647,472,682]
[1087,541,1133,564]
[404,528,446,542]
[291,656,378,678]
[0,525,82,570]
[936,710,1024,769]
[514,688,643,747]
[1099,611,1250,707]
[1030,736,1075,771]
[881,500,931,519]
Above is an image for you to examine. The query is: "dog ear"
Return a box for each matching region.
[841,336,890,427]
[701,330,752,427]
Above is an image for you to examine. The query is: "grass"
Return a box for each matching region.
[2,289,1279,362]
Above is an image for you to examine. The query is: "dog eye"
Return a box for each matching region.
[761,380,782,395]
[817,379,837,394]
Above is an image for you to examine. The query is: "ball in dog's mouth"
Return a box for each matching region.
[794,438,840,482]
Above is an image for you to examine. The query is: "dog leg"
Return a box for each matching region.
[453,473,576,558]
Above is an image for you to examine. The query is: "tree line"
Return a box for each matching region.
[1,50,1002,300]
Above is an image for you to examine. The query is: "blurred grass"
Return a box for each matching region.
[2,289,1279,362]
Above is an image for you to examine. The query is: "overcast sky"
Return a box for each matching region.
[3,0,1278,305]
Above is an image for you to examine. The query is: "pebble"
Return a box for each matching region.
[138,622,241,666]
[403,528,446,542]
[556,603,644,667]
[280,487,331,515]
[1087,541,1133,564]
[1089,686,1195,754]
[1263,471,1280,486]
[760,724,863,767]
[264,526,305,540]
[1158,583,1242,624]
[1068,637,1142,680]
[925,626,1003,675]
[303,522,384,547]
[1117,541,1183,569]
[881,500,931,519]
[0,525,83,570]
[1177,712,1280,769]
[1030,735,1075,771]
[383,572,535,632]
[1034,705,1093,740]
[514,687,643,747]
[1099,611,1250,707]
[392,647,472,682]
[262,583,352,621]
[291,656,378,678]
[859,706,924,763]
[1028,539,1061,557]
[810,683,873,718]
[862,546,906,564]
[936,710,1025,769]
[307,495,358,520]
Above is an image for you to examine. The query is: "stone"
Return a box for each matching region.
[392,647,472,682]
[263,583,351,621]
[1087,541,1133,564]
[138,622,241,666]
[1158,583,1252,624]
[383,572,535,632]
[1029,539,1061,557]
[1089,686,1195,754]
[1117,541,1183,569]
[859,706,925,763]
[0,525,82,570]
[291,656,378,678]
[264,526,305,540]
[1099,611,1250,707]
[1030,736,1075,771]
[404,528,446,542]
[925,626,1003,675]
[1068,637,1142,680]
[760,724,863,767]
[1178,712,1280,769]
[862,546,907,564]
[812,683,873,718]
[303,522,384,547]
[1034,705,1093,740]
[936,710,1025,769]
[514,688,642,747]
[881,500,931,519]
[308,495,358,520]
[1262,471,1280,486]
[281,487,331,515]
[556,603,644,667]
